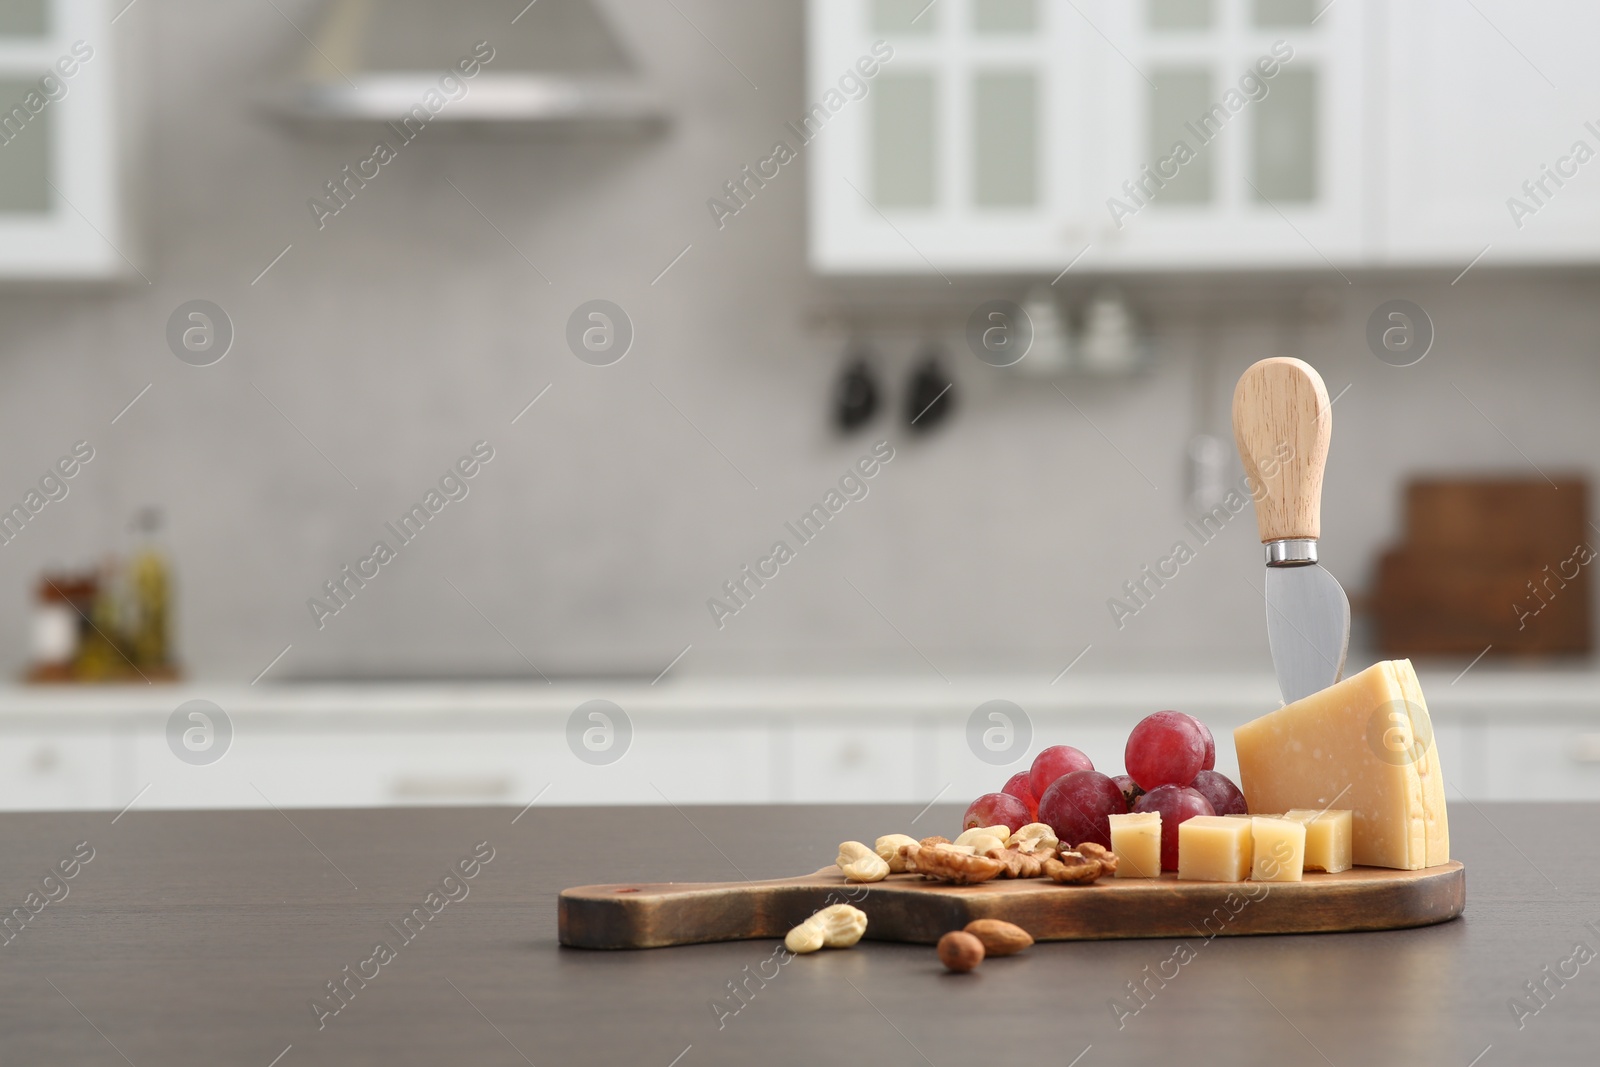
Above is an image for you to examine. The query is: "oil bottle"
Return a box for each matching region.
[126,507,174,676]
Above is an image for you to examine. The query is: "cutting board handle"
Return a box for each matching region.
[1232,357,1332,544]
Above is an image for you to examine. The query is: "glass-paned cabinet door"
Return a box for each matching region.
[809,0,1090,272]
[1086,0,1366,269]
[0,0,122,279]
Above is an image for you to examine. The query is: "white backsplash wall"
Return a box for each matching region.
[0,0,1595,683]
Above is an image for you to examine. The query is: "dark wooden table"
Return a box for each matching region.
[0,802,1594,1065]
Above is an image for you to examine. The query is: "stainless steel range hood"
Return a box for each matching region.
[269,0,664,132]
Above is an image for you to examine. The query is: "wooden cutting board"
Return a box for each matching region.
[1370,477,1592,656]
[558,862,1465,949]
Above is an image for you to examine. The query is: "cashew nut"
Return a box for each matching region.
[964,833,1007,856]
[875,834,918,872]
[954,825,1013,848]
[836,841,889,883]
[785,903,868,953]
[1007,822,1059,853]
[814,903,868,947]
[785,919,826,954]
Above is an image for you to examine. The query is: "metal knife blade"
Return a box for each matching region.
[1232,357,1351,706]
[1265,562,1350,705]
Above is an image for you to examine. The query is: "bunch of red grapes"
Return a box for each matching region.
[963,711,1247,870]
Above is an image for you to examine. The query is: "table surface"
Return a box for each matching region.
[1,802,1595,1066]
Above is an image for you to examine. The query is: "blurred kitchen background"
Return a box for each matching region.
[1,0,1597,809]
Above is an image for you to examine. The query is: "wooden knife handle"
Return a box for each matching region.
[1231,357,1331,543]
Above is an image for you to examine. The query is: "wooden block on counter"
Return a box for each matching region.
[1371,549,1590,656]
[1403,479,1587,559]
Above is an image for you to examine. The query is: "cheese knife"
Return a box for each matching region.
[1232,357,1350,705]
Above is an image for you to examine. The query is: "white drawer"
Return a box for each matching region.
[1426,720,1474,798]
[129,726,559,809]
[0,730,119,810]
[567,717,772,805]
[787,720,918,803]
[1484,722,1600,799]
[118,714,775,809]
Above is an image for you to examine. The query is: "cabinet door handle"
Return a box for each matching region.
[390,775,514,800]
[1567,735,1600,763]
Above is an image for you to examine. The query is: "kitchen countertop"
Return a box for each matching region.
[3,666,1600,721]
[3,803,1595,1065]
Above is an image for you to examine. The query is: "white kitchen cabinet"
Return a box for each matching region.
[124,715,776,809]
[809,0,1089,271]
[1380,0,1600,266]
[1427,719,1473,798]
[1090,0,1368,269]
[129,725,555,810]
[0,0,126,280]
[788,718,919,802]
[589,716,773,805]
[810,0,1600,272]
[0,727,118,809]
[1483,720,1600,801]
[0,677,1595,810]
[810,0,1363,272]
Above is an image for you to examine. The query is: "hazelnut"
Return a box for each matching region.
[937,930,985,973]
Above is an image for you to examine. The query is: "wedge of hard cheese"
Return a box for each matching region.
[1233,660,1448,870]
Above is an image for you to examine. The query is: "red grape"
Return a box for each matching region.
[1028,745,1095,799]
[1183,714,1216,771]
[1000,772,1039,820]
[1133,785,1215,870]
[1037,770,1125,850]
[1125,711,1208,790]
[1190,769,1247,816]
[963,792,1030,834]
[1110,773,1143,810]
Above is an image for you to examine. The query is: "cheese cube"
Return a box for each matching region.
[1233,659,1449,870]
[1107,811,1161,878]
[1177,816,1253,882]
[1285,808,1353,873]
[1250,817,1305,881]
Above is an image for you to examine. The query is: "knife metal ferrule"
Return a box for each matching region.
[1264,538,1318,566]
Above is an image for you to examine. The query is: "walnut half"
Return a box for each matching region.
[901,843,1007,885]
[982,845,1051,879]
[1043,842,1118,885]
[1077,842,1118,875]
